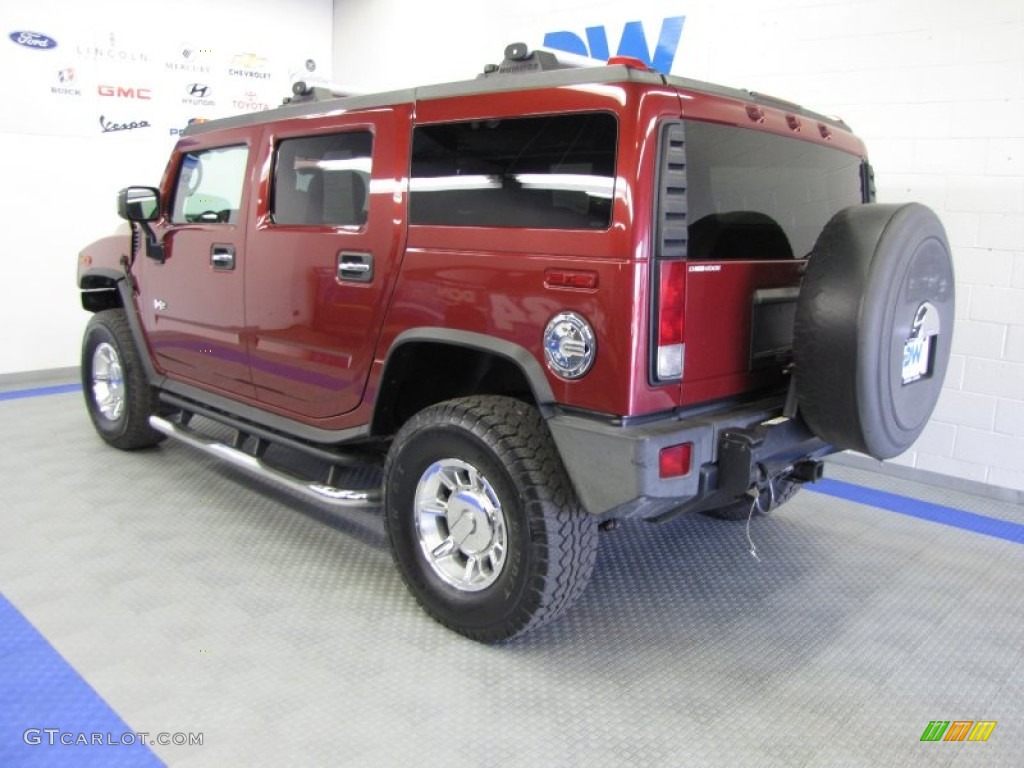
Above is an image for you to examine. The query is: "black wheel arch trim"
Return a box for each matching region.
[81,268,166,389]
[380,327,556,404]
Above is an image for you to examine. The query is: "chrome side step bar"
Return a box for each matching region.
[149,415,381,509]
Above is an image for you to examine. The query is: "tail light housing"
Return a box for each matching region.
[656,260,686,379]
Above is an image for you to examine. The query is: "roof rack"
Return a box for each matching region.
[479,42,574,78]
[283,81,364,105]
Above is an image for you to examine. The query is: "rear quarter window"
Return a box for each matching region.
[410,112,617,230]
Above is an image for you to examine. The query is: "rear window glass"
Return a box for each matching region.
[410,112,617,230]
[684,120,863,259]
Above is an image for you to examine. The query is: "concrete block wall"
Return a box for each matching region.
[335,0,1023,494]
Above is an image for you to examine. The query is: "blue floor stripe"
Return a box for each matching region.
[0,384,82,401]
[809,478,1024,545]
[0,594,164,768]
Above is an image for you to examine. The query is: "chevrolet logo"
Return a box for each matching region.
[231,52,266,69]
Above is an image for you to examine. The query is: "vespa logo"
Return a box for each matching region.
[543,16,685,73]
[9,30,58,50]
[98,85,153,100]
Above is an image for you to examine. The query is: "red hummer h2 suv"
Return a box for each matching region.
[77,45,954,641]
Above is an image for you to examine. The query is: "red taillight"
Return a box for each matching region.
[659,443,692,478]
[656,260,685,379]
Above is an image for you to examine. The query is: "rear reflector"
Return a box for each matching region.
[659,443,692,478]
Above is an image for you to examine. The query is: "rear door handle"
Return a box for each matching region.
[337,251,373,283]
[211,244,235,270]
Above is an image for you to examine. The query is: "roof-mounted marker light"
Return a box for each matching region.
[606,55,652,71]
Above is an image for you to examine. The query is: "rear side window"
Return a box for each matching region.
[171,145,248,224]
[272,132,373,227]
[410,112,617,230]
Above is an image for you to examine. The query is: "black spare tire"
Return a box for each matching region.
[794,203,954,459]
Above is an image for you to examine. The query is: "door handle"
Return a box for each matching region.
[211,244,235,270]
[337,251,373,283]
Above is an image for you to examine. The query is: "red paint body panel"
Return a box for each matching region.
[89,69,869,432]
[137,126,257,398]
[244,105,412,418]
[680,260,805,405]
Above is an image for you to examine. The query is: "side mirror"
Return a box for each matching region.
[117,186,160,222]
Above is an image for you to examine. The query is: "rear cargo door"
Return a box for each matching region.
[674,119,864,406]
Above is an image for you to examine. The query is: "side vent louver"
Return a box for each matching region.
[658,122,688,258]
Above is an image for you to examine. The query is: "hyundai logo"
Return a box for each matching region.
[187,83,209,97]
[9,30,57,50]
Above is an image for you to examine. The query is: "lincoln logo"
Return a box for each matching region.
[98,85,152,100]
[187,83,209,97]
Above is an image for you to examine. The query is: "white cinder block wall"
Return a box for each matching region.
[334,0,1023,494]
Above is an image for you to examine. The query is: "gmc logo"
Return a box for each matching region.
[98,85,152,100]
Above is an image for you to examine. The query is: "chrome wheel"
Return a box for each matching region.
[91,342,125,421]
[414,458,507,592]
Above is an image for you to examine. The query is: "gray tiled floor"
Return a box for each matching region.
[1,387,1022,766]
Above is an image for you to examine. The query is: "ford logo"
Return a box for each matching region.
[9,31,58,50]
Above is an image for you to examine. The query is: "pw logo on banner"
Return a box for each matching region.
[543,16,685,74]
[920,720,997,742]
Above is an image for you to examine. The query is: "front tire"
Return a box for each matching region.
[81,309,164,450]
[384,396,598,642]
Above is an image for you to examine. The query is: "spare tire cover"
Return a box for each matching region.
[794,203,954,459]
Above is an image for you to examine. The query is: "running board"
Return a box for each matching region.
[149,415,381,509]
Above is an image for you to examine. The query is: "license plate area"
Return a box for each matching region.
[902,334,936,385]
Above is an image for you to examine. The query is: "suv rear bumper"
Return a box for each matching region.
[546,400,832,520]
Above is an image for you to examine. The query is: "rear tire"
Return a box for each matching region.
[81,309,164,450]
[383,396,598,642]
[794,204,954,459]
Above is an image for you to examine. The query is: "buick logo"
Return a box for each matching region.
[187,83,209,97]
[9,31,57,50]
